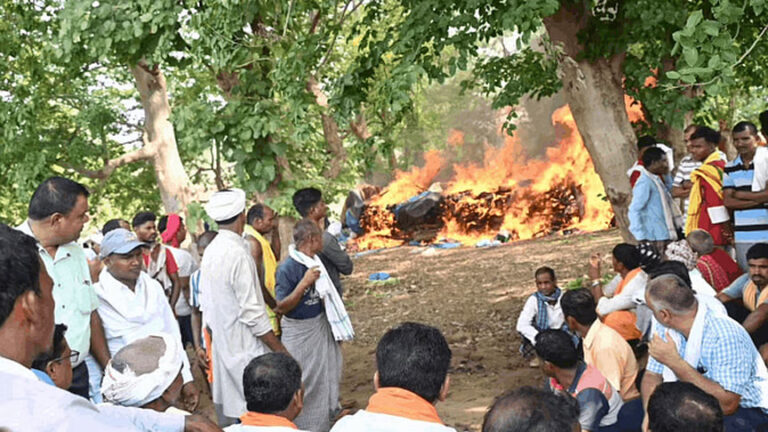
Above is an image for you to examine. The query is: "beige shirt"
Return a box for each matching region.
[583,319,640,401]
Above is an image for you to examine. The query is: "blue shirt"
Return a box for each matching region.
[648,306,768,413]
[723,155,768,243]
[629,172,675,241]
[275,257,323,320]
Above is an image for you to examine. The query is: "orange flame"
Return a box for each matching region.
[357,104,616,250]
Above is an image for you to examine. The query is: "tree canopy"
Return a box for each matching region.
[2,0,767,234]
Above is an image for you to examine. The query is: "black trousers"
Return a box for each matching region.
[68,362,89,399]
[177,314,194,348]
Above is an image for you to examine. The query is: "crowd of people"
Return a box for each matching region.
[515,120,768,431]
[2,119,768,432]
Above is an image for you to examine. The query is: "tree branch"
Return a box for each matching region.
[61,136,155,180]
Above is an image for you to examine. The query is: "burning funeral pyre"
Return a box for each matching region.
[354,105,618,250]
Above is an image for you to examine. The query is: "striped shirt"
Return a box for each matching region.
[723,155,768,243]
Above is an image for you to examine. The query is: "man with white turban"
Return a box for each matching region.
[102,334,188,415]
[199,189,287,427]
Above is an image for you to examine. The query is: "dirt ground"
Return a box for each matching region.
[187,228,623,430]
[338,228,623,431]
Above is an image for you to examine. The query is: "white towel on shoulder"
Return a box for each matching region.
[288,245,355,341]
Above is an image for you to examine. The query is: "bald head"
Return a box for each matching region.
[646,274,696,316]
[111,336,166,375]
[482,387,579,432]
[687,230,715,255]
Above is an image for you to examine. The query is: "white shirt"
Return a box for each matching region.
[0,356,184,431]
[516,293,566,344]
[95,269,193,384]
[330,410,457,432]
[596,271,649,316]
[167,246,198,316]
[199,229,274,418]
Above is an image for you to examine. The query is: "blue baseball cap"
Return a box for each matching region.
[100,228,148,259]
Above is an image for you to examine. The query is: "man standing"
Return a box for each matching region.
[722,122,768,271]
[642,274,768,430]
[244,204,281,335]
[200,189,287,427]
[159,214,198,348]
[16,176,111,399]
[629,146,683,251]
[672,125,705,220]
[132,211,181,310]
[275,219,352,432]
[292,188,353,296]
[95,228,199,412]
[685,126,730,246]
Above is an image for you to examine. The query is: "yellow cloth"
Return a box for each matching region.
[743,281,768,312]
[244,225,280,335]
[685,152,723,235]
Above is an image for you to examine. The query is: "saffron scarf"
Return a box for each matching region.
[603,268,643,341]
[366,387,443,424]
[685,152,724,235]
[743,281,768,312]
[240,412,298,429]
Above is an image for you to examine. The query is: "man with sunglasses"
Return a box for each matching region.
[94,228,199,412]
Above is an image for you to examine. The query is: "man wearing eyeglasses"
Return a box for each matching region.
[31,324,77,389]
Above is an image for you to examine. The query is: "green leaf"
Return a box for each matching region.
[666,70,681,80]
[683,47,699,67]
[686,10,703,28]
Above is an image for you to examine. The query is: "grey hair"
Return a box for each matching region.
[111,336,166,376]
[647,274,697,316]
[292,218,321,247]
[687,229,715,255]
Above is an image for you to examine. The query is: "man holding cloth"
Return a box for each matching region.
[685,127,731,246]
[200,189,287,427]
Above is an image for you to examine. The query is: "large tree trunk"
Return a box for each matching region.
[131,63,193,213]
[544,5,637,241]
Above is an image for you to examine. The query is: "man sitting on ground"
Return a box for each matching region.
[561,289,640,402]
[102,334,188,415]
[688,229,741,292]
[331,322,456,432]
[95,228,199,412]
[225,353,308,431]
[535,329,624,432]
[515,266,568,368]
[31,323,75,389]
[481,386,580,432]
[647,382,723,432]
[642,274,768,430]
[716,243,768,357]
[588,244,646,342]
